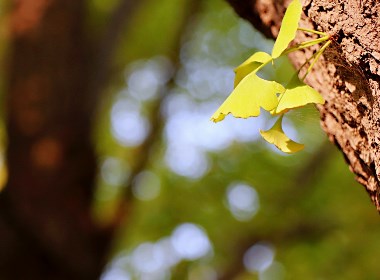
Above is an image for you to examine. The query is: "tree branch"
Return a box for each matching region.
[86,0,145,115]
[108,0,204,229]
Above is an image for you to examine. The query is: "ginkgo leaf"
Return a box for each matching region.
[274,74,324,114]
[260,115,304,153]
[234,51,272,87]
[211,72,285,122]
[271,0,302,58]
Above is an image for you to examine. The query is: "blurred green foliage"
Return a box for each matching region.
[87,0,380,279]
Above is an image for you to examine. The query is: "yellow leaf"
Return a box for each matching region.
[234,52,272,87]
[211,72,285,122]
[260,115,304,153]
[271,0,302,58]
[274,74,324,114]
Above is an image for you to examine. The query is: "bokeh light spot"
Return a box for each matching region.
[126,56,173,101]
[244,243,275,273]
[171,223,212,260]
[111,100,149,146]
[100,267,131,280]
[227,183,260,221]
[131,243,165,274]
[165,144,209,179]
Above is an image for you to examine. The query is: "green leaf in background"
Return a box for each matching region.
[211,72,285,122]
[271,0,302,58]
[234,51,272,87]
[274,74,325,115]
[260,115,304,153]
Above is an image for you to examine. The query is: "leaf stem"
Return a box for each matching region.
[298,52,318,74]
[282,35,330,56]
[301,40,331,80]
[253,58,273,73]
[297,27,328,36]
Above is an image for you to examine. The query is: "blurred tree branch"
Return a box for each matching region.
[86,0,144,114]
[110,0,204,229]
[0,0,171,278]
[0,0,207,277]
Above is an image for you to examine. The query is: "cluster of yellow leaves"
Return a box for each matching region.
[211,0,327,153]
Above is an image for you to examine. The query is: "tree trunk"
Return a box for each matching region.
[226,0,380,211]
[0,1,111,279]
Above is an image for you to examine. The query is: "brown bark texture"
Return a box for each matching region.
[226,0,380,211]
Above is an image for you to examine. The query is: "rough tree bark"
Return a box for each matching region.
[226,0,380,211]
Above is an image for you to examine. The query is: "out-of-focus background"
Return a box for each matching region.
[2,0,380,279]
